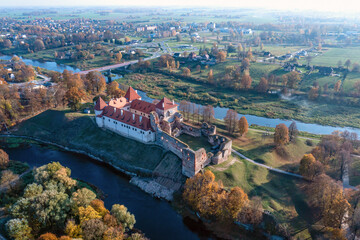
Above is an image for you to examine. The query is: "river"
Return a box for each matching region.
[1,55,360,136]
[4,144,214,240]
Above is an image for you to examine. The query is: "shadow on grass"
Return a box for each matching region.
[248,172,315,238]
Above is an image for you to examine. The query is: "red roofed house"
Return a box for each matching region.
[95,87,178,143]
[124,86,141,102]
[155,97,178,120]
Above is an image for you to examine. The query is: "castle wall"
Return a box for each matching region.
[180,123,201,137]
[211,138,232,165]
[102,116,155,143]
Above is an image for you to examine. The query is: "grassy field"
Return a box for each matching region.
[208,156,314,239]
[231,130,316,172]
[342,72,360,93]
[301,47,360,67]
[252,45,306,56]
[11,109,171,172]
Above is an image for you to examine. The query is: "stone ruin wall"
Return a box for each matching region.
[150,112,232,177]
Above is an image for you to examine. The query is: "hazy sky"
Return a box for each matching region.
[1,0,360,13]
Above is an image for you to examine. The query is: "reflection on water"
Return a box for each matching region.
[5,144,217,240]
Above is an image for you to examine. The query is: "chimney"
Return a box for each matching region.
[135,90,138,93]
[140,116,142,122]
[162,102,164,108]
[132,113,135,121]
[121,109,123,115]
[172,100,175,104]
[114,108,116,113]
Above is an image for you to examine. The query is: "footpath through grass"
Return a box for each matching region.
[208,156,314,239]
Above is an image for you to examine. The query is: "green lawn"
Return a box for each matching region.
[302,47,360,67]
[12,109,169,172]
[342,72,360,93]
[230,130,316,172]
[177,134,212,152]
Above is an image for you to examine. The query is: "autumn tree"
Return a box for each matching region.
[334,80,342,92]
[216,51,227,62]
[225,187,248,219]
[238,116,248,137]
[299,154,317,180]
[0,148,9,169]
[274,123,289,145]
[224,109,239,134]
[286,71,301,89]
[111,204,136,230]
[0,170,18,189]
[33,39,45,51]
[288,121,298,142]
[203,105,214,124]
[124,37,130,43]
[308,86,319,100]
[307,174,351,229]
[237,196,263,225]
[241,58,250,71]
[182,67,191,77]
[85,71,106,94]
[65,87,86,111]
[115,52,122,62]
[81,219,106,240]
[240,73,252,89]
[106,81,125,98]
[256,77,268,93]
[38,233,58,240]
[6,218,33,240]
[208,69,214,84]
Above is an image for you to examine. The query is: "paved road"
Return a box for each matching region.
[79,54,160,75]
[7,73,51,88]
[231,149,304,179]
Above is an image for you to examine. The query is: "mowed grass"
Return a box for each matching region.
[342,72,360,93]
[231,130,316,172]
[307,47,360,67]
[300,72,342,90]
[12,109,167,171]
[177,134,213,152]
[208,156,313,239]
[252,45,306,56]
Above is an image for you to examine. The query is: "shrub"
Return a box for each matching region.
[305,139,314,146]
[38,233,58,240]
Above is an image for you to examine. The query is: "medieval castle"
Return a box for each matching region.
[94,86,232,177]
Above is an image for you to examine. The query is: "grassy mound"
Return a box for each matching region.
[12,109,169,172]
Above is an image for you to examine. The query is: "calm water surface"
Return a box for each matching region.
[5,145,215,240]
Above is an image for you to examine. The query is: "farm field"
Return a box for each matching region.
[301,47,360,67]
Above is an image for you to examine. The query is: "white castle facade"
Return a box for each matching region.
[94,86,178,143]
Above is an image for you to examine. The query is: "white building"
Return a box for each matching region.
[94,87,178,143]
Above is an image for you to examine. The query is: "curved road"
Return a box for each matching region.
[79,54,160,75]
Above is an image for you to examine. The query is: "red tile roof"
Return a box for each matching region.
[156,97,178,111]
[94,97,107,111]
[100,106,154,132]
[124,86,141,102]
[130,99,156,114]
[109,97,128,109]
